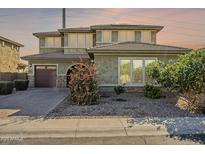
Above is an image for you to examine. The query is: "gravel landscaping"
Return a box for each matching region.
[47,92,204,118]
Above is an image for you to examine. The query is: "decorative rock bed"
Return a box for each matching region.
[47,92,204,118]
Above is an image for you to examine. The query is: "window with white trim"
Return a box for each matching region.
[111,31,118,42]
[96,31,102,43]
[119,57,156,85]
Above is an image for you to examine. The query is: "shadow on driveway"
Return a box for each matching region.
[0,88,68,117]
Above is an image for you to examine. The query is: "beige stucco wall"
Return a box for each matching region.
[28,59,76,75]
[97,30,156,44]
[39,47,63,54]
[0,42,20,72]
[94,53,179,85]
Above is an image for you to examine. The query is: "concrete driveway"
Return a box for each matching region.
[0,88,68,117]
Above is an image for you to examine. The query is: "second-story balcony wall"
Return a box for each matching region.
[95,30,157,46]
[39,36,62,54]
[64,33,93,54]
[44,37,61,48]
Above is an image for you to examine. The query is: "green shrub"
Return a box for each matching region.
[14,79,29,91]
[114,85,125,95]
[0,81,14,95]
[144,84,162,99]
[146,49,205,112]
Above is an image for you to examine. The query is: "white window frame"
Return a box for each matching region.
[118,57,157,86]
[96,31,103,43]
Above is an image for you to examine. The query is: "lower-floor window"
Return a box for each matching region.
[119,57,156,85]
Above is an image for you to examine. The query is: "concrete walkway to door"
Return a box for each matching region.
[0,88,68,117]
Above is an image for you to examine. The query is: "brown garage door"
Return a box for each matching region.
[35,65,56,87]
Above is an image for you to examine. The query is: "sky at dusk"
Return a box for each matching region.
[0,8,205,57]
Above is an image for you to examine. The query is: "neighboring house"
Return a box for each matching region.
[22,24,191,88]
[0,36,24,72]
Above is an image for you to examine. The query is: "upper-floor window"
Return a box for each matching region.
[1,41,5,47]
[96,31,102,43]
[40,38,45,47]
[135,31,141,42]
[45,37,61,48]
[64,34,68,47]
[151,31,156,43]
[111,31,118,43]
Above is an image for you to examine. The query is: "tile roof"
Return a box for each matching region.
[21,50,90,60]
[0,36,24,47]
[33,31,61,37]
[88,42,192,53]
[90,24,164,31]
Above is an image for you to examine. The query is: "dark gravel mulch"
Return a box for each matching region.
[47,92,203,118]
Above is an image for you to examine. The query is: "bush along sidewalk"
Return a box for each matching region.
[146,48,205,113]
[0,81,14,95]
[14,79,29,91]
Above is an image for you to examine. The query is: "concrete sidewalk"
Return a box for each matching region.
[0,117,202,144]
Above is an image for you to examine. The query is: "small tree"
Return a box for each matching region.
[68,62,99,105]
[146,49,205,112]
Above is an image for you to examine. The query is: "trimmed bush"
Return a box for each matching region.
[114,85,125,95]
[0,81,14,95]
[144,84,162,99]
[14,79,29,91]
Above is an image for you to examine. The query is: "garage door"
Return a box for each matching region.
[35,65,57,87]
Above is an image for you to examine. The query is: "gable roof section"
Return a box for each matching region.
[90,24,164,32]
[21,50,90,60]
[88,42,192,53]
[33,31,61,38]
[58,27,92,33]
[0,36,24,47]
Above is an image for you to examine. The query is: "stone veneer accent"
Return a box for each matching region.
[28,74,67,88]
[94,55,118,84]
[57,75,67,88]
[28,75,34,88]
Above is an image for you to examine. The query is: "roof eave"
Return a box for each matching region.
[21,57,90,61]
[87,49,191,54]
[0,36,24,47]
[32,33,61,38]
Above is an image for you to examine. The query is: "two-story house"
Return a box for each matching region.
[0,36,24,72]
[22,24,191,88]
